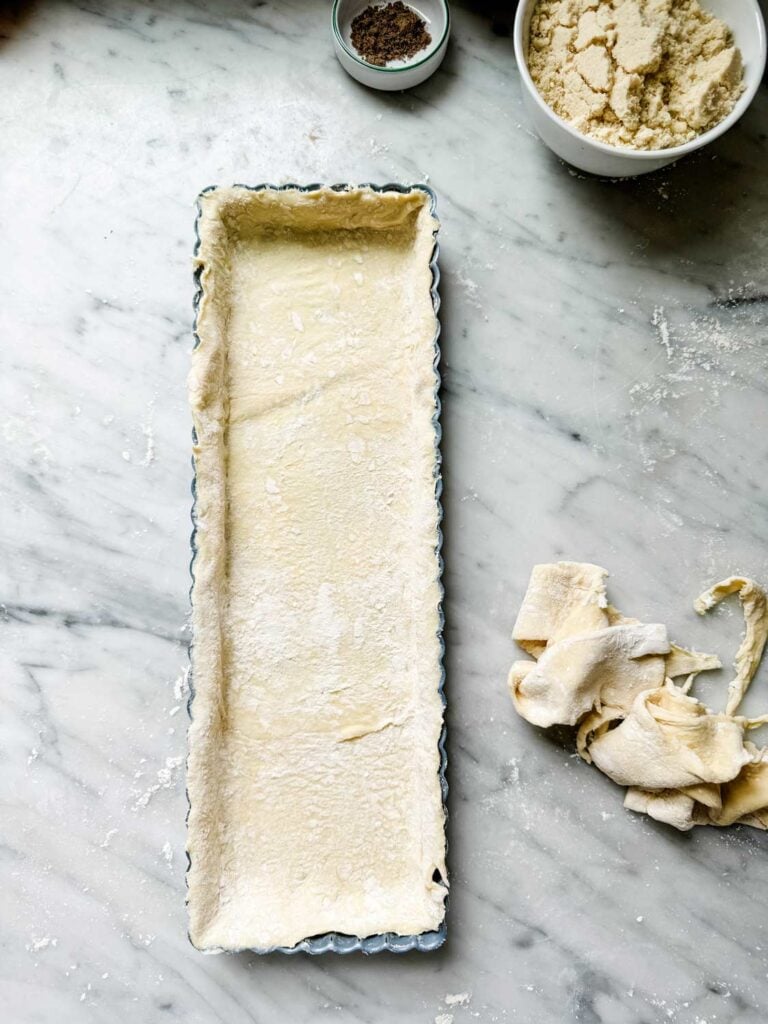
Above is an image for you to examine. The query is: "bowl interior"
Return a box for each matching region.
[515,0,766,158]
[334,0,448,69]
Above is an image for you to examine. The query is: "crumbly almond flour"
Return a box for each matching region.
[528,0,744,150]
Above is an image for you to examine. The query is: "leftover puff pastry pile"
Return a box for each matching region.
[187,186,447,951]
[509,563,768,831]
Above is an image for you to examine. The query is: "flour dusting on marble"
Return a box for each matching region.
[445,992,471,1007]
[173,667,190,702]
[132,757,184,811]
[631,301,761,413]
[652,305,673,358]
[141,399,156,467]
[100,828,118,849]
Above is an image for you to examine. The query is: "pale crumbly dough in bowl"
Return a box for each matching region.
[187,186,447,951]
[527,0,744,150]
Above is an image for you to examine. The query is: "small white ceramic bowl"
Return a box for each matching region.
[332,0,450,91]
[514,0,767,177]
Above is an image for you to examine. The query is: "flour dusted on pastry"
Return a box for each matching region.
[511,621,669,728]
[508,563,768,831]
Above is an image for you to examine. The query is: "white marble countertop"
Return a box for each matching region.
[4,1,768,1021]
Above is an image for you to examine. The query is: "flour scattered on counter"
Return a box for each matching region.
[445,992,471,1007]
[173,668,190,702]
[652,306,672,358]
[435,1014,454,1024]
[456,269,481,308]
[100,828,118,848]
[455,264,491,321]
[26,936,56,953]
[629,302,757,423]
[687,310,747,355]
[161,841,173,868]
[141,401,155,467]
[132,756,184,810]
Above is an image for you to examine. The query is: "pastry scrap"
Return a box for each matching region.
[508,563,768,831]
[694,577,768,717]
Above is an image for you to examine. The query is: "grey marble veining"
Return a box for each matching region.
[3,1,768,1021]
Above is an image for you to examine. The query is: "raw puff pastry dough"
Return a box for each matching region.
[187,187,447,950]
[509,563,768,831]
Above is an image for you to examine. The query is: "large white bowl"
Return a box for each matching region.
[514,0,767,177]
[332,0,450,91]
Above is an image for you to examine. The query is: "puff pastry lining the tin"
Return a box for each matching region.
[187,186,447,951]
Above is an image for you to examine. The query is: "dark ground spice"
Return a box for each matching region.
[350,2,432,67]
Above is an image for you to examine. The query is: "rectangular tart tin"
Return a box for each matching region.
[188,182,448,954]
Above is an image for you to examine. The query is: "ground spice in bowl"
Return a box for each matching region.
[350,1,432,66]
